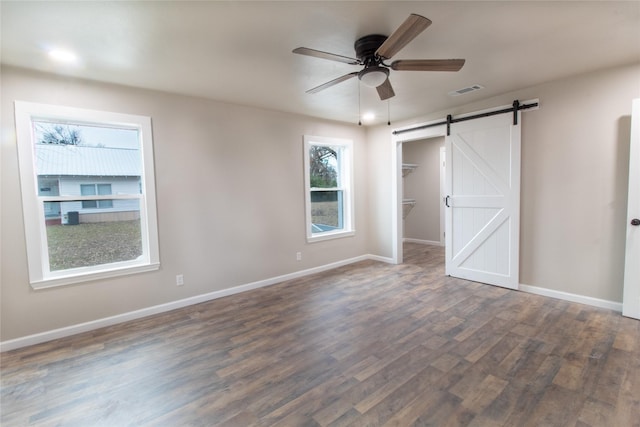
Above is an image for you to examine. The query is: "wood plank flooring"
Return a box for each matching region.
[1,243,639,426]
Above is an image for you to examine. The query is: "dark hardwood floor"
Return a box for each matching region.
[1,243,639,426]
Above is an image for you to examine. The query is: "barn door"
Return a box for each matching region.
[445,112,521,289]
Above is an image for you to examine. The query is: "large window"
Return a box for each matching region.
[304,135,354,242]
[15,102,160,288]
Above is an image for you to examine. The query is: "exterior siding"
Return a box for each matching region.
[39,176,141,223]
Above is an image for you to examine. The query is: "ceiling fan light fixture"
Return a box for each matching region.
[358,66,389,88]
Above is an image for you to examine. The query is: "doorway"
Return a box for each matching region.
[401,137,445,247]
[391,122,447,265]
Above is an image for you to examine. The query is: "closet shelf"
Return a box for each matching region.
[402,199,416,219]
[402,163,418,177]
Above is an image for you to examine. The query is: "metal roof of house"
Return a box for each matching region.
[36,144,141,176]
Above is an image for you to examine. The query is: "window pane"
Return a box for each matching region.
[45,202,142,271]
[80,184,96,196]
[96,184,113,208]
[33,122,141,198]
[97,184,111,195]
[310,190,343,232]
[309,146,339,188]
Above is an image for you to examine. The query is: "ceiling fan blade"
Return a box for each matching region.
[391,59,466,72]
[293,47,360,65]
[376,78,395,100]
[306,72,358,94]
[375,14,432,60]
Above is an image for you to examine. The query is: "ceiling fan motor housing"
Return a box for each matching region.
[355,34,390,87]
[354,34,388,65]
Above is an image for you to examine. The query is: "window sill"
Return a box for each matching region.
[307,230,355,243]
[30,262,160,290]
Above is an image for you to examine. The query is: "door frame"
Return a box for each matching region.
[623,98,640,319]
[391,100,538,264]
[392,123,446,264]
[440,146,446,245]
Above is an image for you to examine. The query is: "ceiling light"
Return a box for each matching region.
[48,49,78,64]
[362,112,376,122]
[358,66,389,88]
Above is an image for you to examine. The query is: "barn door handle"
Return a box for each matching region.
[632,218,640,226]
[445,195,450,207]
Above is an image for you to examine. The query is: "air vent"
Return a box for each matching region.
[448,84,484,97]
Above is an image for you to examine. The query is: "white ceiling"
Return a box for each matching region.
[2,1,639,126]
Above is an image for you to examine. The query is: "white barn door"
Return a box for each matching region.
[445,112,521,289]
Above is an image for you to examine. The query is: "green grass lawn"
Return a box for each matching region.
[46,220,142,271]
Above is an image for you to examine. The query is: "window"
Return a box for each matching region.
[81,184,113,209]
[304,135,354,242]
[15,101,160,288]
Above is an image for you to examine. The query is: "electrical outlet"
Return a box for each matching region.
[296,252,302,261]
[176,274,184,286]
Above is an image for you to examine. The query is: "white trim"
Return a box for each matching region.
[0,254,395,352]
[393,123,447,265]
[519,283,622,312]
[439,146,446,246]
[391,137,402,264]
[303,135,354,243]
[14,101,160,288]
[31,262,160,289]
[306,230,355,243]
[622,98,640,319]
[403,238,443,246]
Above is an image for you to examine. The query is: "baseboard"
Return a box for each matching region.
[0,254,392,352]
[403,238,443,246]
[366,254,395,264]
[519,283,623,312]
[5,258,619,352]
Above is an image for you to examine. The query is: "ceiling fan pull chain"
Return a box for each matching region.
[388,100,391,126]
[358,81,362,126]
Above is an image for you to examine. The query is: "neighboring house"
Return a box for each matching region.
[36,144,141,225]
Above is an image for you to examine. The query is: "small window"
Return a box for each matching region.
[80,184,113,209]
[304,135,354,242]
[15,102,160,288]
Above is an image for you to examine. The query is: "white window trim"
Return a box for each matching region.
[303,135,355,243]
[14,101,160,289]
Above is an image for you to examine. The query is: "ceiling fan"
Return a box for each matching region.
[293,14,465,100]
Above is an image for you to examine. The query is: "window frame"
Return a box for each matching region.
[15,101,160,289]
[303,135,355,242]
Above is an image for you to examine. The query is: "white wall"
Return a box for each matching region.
[1,66,368,342]
[2,62,639,344]
[367,62,640,303]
